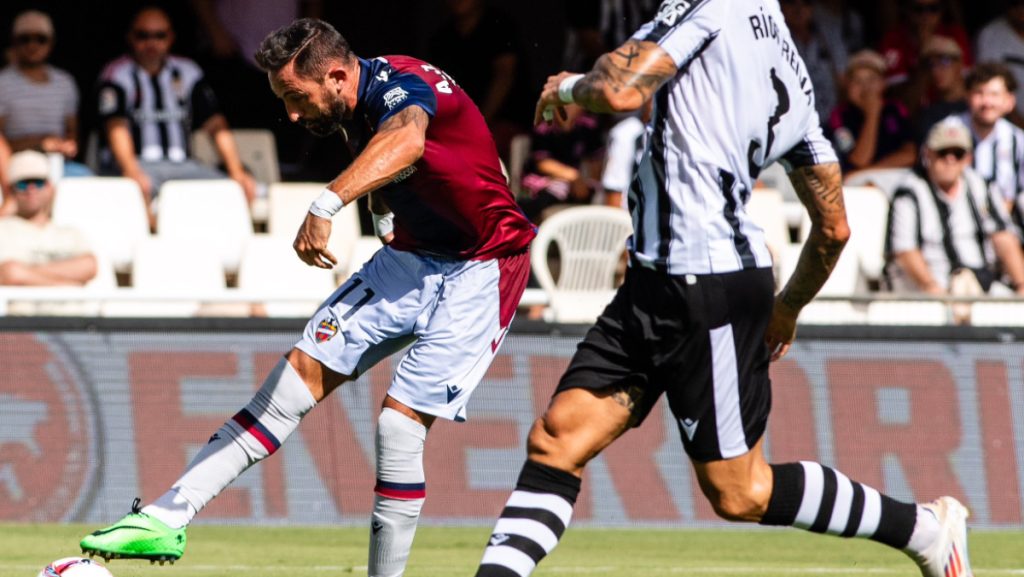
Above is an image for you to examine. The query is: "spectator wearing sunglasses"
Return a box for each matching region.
[879,0,971,88]
[0,150,96,291]
[912,36,968,145]
[0,10,91,184]
[884,117,1024,303]
[977,0,1024,121]
[96,6,256,221]
[958,63,1024,213]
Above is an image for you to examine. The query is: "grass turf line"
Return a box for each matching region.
[1,524,1021,577]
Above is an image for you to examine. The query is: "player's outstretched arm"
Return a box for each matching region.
[535,39,677,124]
[765,162,849,359]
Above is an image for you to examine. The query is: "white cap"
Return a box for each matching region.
[8,150,51,183]
[926,117,972,151]
[12,10,54,38]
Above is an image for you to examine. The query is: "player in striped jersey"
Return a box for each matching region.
[475,2,971,577]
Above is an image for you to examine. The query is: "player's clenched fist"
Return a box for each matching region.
[293,212,337,269]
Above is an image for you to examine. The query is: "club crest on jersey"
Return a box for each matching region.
[383,86,409,110]
[316,317,339,342]
[655,0,696,27]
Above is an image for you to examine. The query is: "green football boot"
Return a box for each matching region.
[80,498,186,565]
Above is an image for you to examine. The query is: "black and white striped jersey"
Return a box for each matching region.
[627,0,837,274]
[959,113,1024,203]
[97,55,220,164]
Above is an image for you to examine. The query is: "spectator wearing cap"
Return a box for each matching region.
[884,117,1024,300]
[957,63,1024,215]
[976,0,1024,121]
[912,36,968,144]
[0,10,91,184]
[0,150,97,288]
[827,49,915,175]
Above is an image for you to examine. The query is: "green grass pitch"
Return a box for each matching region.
[2,524,1021,577]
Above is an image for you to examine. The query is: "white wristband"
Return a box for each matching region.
[372,212,395,237]
[309,188,344,219]
[558,74,585,104]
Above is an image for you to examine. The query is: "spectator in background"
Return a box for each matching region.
[562,0,659,71]
[96,6,256,220]
[427,0,533,160]
[0,134,11,217]
[815,0,865,53]
[976,0,1024,122]
[885,117,1024,305]
[0,150,96,288]
[958,63,1024,208]
[0,11,91,179]
[828,49,915,175]
[913,36,968,141]
[517,111,605,224]
[780,0,846,122]
[879,0,971,88]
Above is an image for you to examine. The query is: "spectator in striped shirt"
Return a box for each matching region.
[958,63,1024,218]
[0,10,91,183]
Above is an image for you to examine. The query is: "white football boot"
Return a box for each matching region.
[908,496,973,577]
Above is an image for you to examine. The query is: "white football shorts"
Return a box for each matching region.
[295,245,529,421]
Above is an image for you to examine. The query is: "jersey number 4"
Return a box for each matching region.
[747,67,790,179]
[421,64,457,95]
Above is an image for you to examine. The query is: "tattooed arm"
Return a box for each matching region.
[293,105,428,269]
[534,39,677,124]
[764,162,849,360]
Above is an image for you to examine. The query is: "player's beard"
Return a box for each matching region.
[303,98,346,137]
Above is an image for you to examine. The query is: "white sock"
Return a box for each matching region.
[368,408,428,577]
[142,358,316,529]
[905,504,942,556]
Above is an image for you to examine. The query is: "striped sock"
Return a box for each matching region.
[476,460,581,577]
[144,358,316,527]
[760,461,917,549]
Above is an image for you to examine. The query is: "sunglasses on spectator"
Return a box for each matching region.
[12,178,47,192]
[912,2,942,13]
[934,147,968,160]
[131,29,170,41]
[13,33,50,46]
[928,55,959,67]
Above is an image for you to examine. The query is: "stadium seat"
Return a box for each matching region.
[798,185,889,285]
[531,205,633,324]
[52,177,149,273]
[156,179,253,273]
[968,301,1024,327]
[746,188,789,271]
[844,167,913,199]
[866,300,948,326]
[192,128,280,185]
[266,182,361,276]
[237,234,337,317]
[103,236,226,317]
[779,242,866,324]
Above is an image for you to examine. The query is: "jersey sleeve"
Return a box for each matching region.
[190,77,221,129]
[363,72,437,129]
[982,180,1010,234]
[96,81,129,122]
[888,188,921,255]
[778,123,839,171]
[632,0,717,69]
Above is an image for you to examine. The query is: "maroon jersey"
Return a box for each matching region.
[346,55,535,260]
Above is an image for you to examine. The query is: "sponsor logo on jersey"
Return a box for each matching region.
[98,87,118,115]
[376,69,390,83]
[446,384,462,403]
[679,417,699,441]
[383,86,409,110]
[372,520,384,534]
[655,0,696,27]
[316,317,339,342]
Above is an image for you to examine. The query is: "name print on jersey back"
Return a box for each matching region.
[747,6,813,105]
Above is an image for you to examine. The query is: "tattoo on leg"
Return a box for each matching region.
[610,385,645,427]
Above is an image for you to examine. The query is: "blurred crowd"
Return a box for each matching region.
[2,0,1024,318]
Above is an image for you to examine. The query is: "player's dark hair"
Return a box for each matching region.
[255,18,353,78]
[965,61,1019,93]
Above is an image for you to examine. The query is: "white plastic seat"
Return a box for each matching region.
[266,182,361,275]
[779,242,865,324]
[237,234,338,317]
[103,236,226,317]
[51,177,148,273]
[192,128,280,184]
[866,300,948,326]
[968,301,1024,326]
[746,188,789,272]
[156,179,253,273]
[798,185,890,285]
[531,205,633,324]
[345,236,385,279]
[844,168,913,199]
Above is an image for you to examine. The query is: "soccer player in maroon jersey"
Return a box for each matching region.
[81,19,535,577]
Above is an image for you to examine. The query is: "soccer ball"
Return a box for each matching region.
[37,557,114,577]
